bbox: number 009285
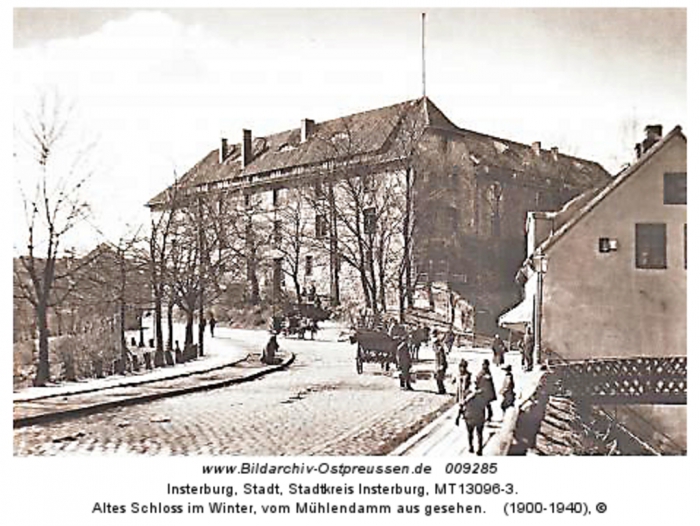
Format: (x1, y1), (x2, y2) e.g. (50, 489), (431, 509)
(444, 463), (498, 474)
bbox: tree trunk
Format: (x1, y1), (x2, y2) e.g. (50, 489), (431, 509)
(166, 299), (174, 356)
(198, 289), (205, 357)
(184, 310), (194, 349)
(154, 293), (165, 367)
(328, 182), (340, 306)
(404, 168), (414, 309)
(294, 276), (302, 304)
(33, 301), (50, 386)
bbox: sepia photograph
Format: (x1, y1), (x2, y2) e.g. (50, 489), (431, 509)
(12, 6), (687, 460)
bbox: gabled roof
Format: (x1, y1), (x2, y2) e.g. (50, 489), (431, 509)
(147, 97), (609, 207)
(532, 125), (685, 258)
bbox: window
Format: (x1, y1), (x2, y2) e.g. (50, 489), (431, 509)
(363, 207), (377, 235)
(315, 214), (328, 238)
(305, 255), (313, 276)
(598, 238), (618, 253)
(447, 207), (458, 230)
(244, 193), (251, 207)
(272, 188), (280, 207)
(273, 220), (282, 245)
(664, 173), (686, 205)
(314, 181), (323, 199)
(635, 223), (666, 269)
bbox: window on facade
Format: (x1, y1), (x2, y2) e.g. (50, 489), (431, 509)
(635, 223), (666, 269)
(305, 255), (313, 276)
(314, 181), (324, 200)
(447, 207), (458, 230)
(272, 188), (280, 207)
(598, 238), (618, 253)
(273, 220), (282, 245)
(664, 172), (687, 205)
(486, 182), (502, 237)
(315, 214), (328, 238)
(244, 193), (251, 207)
(363, 207), (377, 235)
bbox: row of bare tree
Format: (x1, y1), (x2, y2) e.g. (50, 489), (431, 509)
(14, 94), (434, 386)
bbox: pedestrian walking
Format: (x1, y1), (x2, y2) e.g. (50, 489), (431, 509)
(444, 328), (455, 354)
(500, 364), (516, 412)
(397, 340), (413, 391)
(454, 359), (471, 425)
(475, 359), (497, 422)
(209, 314), (217, 337)
(522, 327), (534, 372)
(491, 334), (506, 366)
(462, 390), (487, 455)
(433, 329), (448, 395)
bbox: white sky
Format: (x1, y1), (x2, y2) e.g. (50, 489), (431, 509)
(11, 6), (687, 254)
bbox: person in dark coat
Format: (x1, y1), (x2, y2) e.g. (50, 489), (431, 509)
(491, 334), (506, 366)
(397, 340), (413, 391)
(209, 314), (217, 337)
(522, 328), (534, 372)
(475, 359), (497, 422)
(454, 359), (471, 426)
(444, 328), (455, 354)
(500, 364), (516, 412)
(433, 330), (448, 395)
(462, 390), (487, 455)
(262, 334), (279, 365)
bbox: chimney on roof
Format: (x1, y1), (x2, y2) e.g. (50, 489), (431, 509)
(301, 119), (315, 143)
(220, 137), (228, 164)
(551, 146), (559, 162)
(532, 141), (541, 156)
(641, 124), (663, 154)
(241, 129), (252, 168)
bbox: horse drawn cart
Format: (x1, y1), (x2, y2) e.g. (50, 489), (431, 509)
(350, 329), (399, 374)
(271, 302), (330, 340)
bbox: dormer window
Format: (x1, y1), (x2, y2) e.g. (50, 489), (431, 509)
(278, 143), (295, 153)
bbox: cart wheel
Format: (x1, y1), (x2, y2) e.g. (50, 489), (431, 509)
(356, 357), (363, 374)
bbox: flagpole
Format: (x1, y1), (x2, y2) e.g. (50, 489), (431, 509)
(422, 12), (426, 98)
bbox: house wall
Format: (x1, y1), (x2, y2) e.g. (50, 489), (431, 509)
(541, 135), (686, 360)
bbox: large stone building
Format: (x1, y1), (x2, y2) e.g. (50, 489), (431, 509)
(148, 97), (609, 329)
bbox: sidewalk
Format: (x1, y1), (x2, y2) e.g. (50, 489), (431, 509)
(13, 324), (294, 428)
(391, 345), (544, 456)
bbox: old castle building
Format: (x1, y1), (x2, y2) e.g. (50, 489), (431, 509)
(148, 97), (609, 329)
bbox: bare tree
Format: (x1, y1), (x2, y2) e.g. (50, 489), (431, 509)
(274, 186), (310, 303)
(145, 178), (181, 365)
(311, 118), (406, 316)
(391, 104), (430, 321)
(14, 91), (94, 386)
(168, 188), (248, 354)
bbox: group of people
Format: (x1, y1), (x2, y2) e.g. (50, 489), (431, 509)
(395, 324), (452, 393)
(455, 358), (516, 455)
(396, 324), (519, 456)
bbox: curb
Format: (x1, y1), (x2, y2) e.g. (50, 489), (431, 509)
(13, 352), (296, 429)
(14, 355), (251, 403)
(389, 400), (458, 456)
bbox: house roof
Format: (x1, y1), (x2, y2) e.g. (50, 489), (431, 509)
(531, 125), (685, 259)
(147, 97), (609, 207)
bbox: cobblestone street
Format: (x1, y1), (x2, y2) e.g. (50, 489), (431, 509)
(14, 326), (454, 456)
